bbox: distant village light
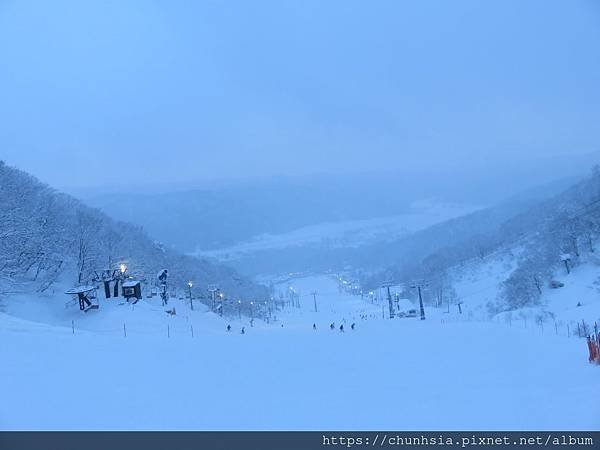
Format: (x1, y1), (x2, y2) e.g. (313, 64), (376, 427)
(119, 263), (127, 274)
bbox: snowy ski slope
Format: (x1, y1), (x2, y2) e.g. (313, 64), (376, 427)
(0, 275), (598, 430)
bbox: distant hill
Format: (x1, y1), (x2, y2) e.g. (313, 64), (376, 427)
(82, 154), (590, 253)
(192, 176), (577, 277)
(362, 166), (600, 312)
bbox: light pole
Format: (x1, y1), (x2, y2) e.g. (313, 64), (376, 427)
(250, 301), (254, 321)
(115, 263), (127, 297)
(311, 291), (318, 312)
(187, 281), (193, 310)
(218, 292), (224, 316)
(237, 300), (241, 319)
(208, 285), (219, 312)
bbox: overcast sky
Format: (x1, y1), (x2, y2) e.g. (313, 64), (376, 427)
(1, 0), (599, 191)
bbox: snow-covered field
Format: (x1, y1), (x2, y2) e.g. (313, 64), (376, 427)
(195, 202), (479, 261)
(0, 275), (598, 430)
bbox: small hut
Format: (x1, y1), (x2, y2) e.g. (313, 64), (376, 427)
(122, 280), (142, 302)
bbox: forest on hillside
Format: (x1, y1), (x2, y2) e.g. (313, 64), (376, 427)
(0, 161), (266, 307)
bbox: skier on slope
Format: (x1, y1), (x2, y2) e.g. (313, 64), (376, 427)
(241, 327), (245, 335)
(339, 324), (344, 332)
(330, 322), (335, 330)
(313, 323), (317, 330)
(226, 324), (231, 332)
(351, 323), (355, 330)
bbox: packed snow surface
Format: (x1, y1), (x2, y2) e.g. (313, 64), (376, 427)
(0, 276), (598, 430)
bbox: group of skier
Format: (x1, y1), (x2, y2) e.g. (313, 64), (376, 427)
(323, 322), (355, 332)
(226, 324), (245, 334)
(225, 321), (357, 334)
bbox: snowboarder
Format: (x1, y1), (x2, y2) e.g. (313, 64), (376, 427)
(226, 324), (231, 332)
(241, 327), (245, 335)
(351, 323), (355, 330)
(339, 324), (344, 332)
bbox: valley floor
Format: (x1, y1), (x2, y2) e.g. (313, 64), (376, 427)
(0, 276), (598, 430)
